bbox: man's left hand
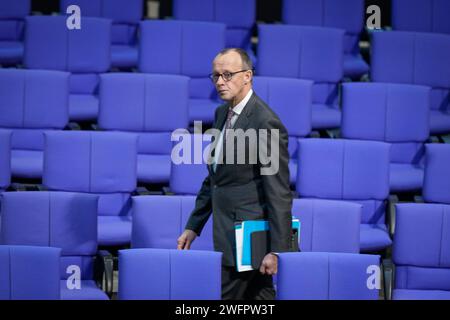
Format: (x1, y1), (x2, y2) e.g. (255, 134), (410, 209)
(259, 253), (278, 275)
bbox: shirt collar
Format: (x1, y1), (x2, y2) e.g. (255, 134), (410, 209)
(231, 89), (253, 115)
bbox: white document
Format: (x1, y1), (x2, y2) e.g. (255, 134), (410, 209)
(235, 223), (253, 272)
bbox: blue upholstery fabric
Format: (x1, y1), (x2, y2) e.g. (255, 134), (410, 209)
(392, 203), (450, 299)
(24, 16), (111, 121)
(0, 130), (11, 190)
(60, 0), (143, 68)
(173, 0), (255, 49)
(118, 248), (222, 300)
(297, 138), (392, 252)
(392, 0), (450, 34)
(98, 73), (189, 184)
(257, 25), (344, 130)
(0, 69), (70, 179)
(423, 144), (450, 204)
(277, 252), (380, 300)
(282, 0), (368, 78)
(292, 199), (361, 253)
(0, 245), (61, 300)
(43, 131), (137, 246)
(0, 192), (108, 300)
(131, 195), (214, 251)
(169, 134), (210, 195)
(60, 280), (108, 300)
(371, 31), (450, 134)
(0, 0), (29, 65)
(139, 20), (226, 124)
(341, 82), (430, 192)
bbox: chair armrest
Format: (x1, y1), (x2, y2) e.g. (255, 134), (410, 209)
(382, 258), (394, 300)
(387, 194), (399, 238)
(162, 186), (174, 195)
(414, 195), (424, 203)
(65, 122), (81, 131)
(94, 250), (114, 298)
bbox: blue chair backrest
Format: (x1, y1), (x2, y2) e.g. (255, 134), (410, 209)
(342, 82), (430, 165)
(371, 31), (450, 112)
(0, 245), (61, 300)
(1, 191), (98, 280)
(282, 0), (365, 54)
(43, 131), (137, 217)
(297, 138), (390, 225)
(393, 203), (450, 291)
(118, 248), (222, 300)
(0, 69), (69, 152)
(277, 252), (380, 300)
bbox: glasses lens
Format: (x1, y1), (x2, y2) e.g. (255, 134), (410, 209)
(223, 72), (232, 81)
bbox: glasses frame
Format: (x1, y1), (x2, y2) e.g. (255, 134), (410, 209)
(209, 69), (251, 83)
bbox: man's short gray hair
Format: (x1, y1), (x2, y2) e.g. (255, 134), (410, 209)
(217, 48), (253, 71)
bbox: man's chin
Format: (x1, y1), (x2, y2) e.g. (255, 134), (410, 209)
(219, 93), (231, 101)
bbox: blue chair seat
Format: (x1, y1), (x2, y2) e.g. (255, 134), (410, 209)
(189, 98), (220, 124)
(430, 110), (450, 135)
(60, 280), (109, 300)
(389, 163), (424, 192)
(137, 154), (171, 184)
(0, 41), (23, 65)
(312, 103), (341, 129)
(111, 45), (138, 69)
(360, 224), (392, 252)
(11, 149), (43, 179)
(393, 289), (450, 300)
(343, 54), (369, 79)
(98, 216), (132, 247)
(69, 94), (99, 122)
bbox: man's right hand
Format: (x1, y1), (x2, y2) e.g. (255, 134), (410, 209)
(177, 229), (197, 250)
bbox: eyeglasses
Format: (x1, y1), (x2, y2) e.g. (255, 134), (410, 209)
(209, 70), (250, 83)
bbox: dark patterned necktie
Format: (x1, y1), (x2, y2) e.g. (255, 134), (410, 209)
(225, 107), (235, 130)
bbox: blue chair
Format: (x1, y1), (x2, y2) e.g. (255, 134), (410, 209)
(371, 31), (450, 135)
(391, 203), (450, 299)
(293, 198), (361, 253)
(132, 195), (214, 251)
(0, 69), (69, 180)
(282, 0), (368, 79)
(0, 130), (11, 192)
(173, 0), (255, 60)
(0, 192), (109, 300)
(24, 16), (111, 122)
(60, 0), (143, 68)
(0, 245), (61, 300)
(392, 0), (450, 34)
(423, 143), (450, 205)
(0, 0), (30, 66)
(253, 76), (312, 185)
(139, 20), (226, 124)
(341, 82), (430, 193)
(277, 252), (380, 300)
(98, 73), (189, 185)
(42, 131), (138, 247)
(169, 133), (211, 195)
(118, 248), (222, 300)
(257, 25), (344, 130)
(296, 138), (392, 252)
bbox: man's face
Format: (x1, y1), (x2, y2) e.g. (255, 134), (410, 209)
(211, 51), (251, 102)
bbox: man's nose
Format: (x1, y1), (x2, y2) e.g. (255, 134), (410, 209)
(216, 74), (225, 85)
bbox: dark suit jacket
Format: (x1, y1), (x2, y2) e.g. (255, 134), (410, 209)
(185, 92), (294, 267)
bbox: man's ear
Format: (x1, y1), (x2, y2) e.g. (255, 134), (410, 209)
(245, 70), (253, 84)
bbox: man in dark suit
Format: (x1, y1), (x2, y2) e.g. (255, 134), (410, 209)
(177, 48), (293, 300)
